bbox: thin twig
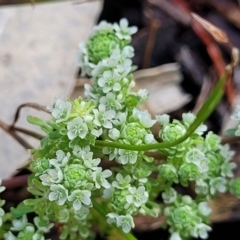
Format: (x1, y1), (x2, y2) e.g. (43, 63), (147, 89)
(142, 19), (161, 68)
(0, 119), (33, 149)
(10, 102), (50, 128)
(12, 126), (44, 140)
(221, 136), (240, 145)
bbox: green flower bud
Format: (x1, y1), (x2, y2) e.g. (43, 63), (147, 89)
(64, 164), (86, 188)
(206, 152), (222, 175)
(158, 164), (178, 183)
(87, 32), (121, 64)
(179, 163), (200, 182)
(205, 132), (221, 151)
(30, 157), (50, 175)
(172, 205), (193, 225)
(112, 189), (131, 212)
(121, 122), (147, 145)
(160, 120), (186, 142)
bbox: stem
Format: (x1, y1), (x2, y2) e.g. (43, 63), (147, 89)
(92, 200), (137, 240)
(95, 72), (226, 151)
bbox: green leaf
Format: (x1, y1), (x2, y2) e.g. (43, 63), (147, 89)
(49, 131), (62, 139)
(40, 137), (49, 148)
(27, 116), (52, 133)
(23, 198), (42, 206)
(11, 202), (34, 218)
(27, 187), (44, 196)
(224, 128), (237, 136)
(32, 179), (47, 192)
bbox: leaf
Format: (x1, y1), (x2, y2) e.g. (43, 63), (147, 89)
(40, 137), (49, 148)
(23, 198), (42, 206)
(49, 131), (62, 139)
(27, 187), (44, 196)
(224, 128), (237, 136)
(27, 116), (52, 133)
(11, 202), (34, 218)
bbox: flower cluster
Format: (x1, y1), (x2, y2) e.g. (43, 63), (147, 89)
(157, 113), (236, 194)
(162, 190), (212, 240)
(4, 215), (53, 240)
(1, 19), (240, 240)
(78, 18), (137, 77)
(156, 113), (240, 239)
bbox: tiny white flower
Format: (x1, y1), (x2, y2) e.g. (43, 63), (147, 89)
(162, 188), (177, 204)
(50, 150), (70, 167)
(198, 202), (212, 216)
(133, 109), (156, 128)
(106, 212), (119, 225)
(221, 161), (236, 178)
(73, 145), (91, 158)
(156, 114), (170, 125)
(99, 92), (122, 111)
(68, 190), (92, 210)
(116, 214), (135, 233)
(10, 214), (28, 231)
(40, 167), (63, 186)
(210, 177), (227, 195)
(67, 117), (88, 140)
(93, 105), (116, 129)
(112, 173), (131, 189)
(92, 168), (112, 189)
(82, 152), (101, 170)
(126, 186), (148, 207)
(97, 70), (121, 93)
(114, 18), (138, 40)
(108, 128), (120, 140)
(49, 184), (68, 205)
(137, 89), (149, 100)
(48, 98), (72, 123)
(182, 112), (196, 125)
(118, 149), (138, 164)
(191, 223), (212, 239)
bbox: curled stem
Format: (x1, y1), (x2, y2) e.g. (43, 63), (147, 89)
(95, 72), (227, 151)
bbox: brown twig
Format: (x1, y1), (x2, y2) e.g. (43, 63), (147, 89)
(221, 136), (240, 145)
(12, 126), (44, 140)
(10, 102), (50, 129)
(142, 19), (161, 68)
(0, 119), (33, 149)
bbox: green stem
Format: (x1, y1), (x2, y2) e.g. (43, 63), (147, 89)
(95, 72), (227, 151)
(92, 200), (137, 240)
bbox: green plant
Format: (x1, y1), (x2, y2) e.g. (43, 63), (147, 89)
(0, 18), (240, 240)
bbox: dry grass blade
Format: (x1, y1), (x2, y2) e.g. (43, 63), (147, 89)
(191, 13), (229, 45)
